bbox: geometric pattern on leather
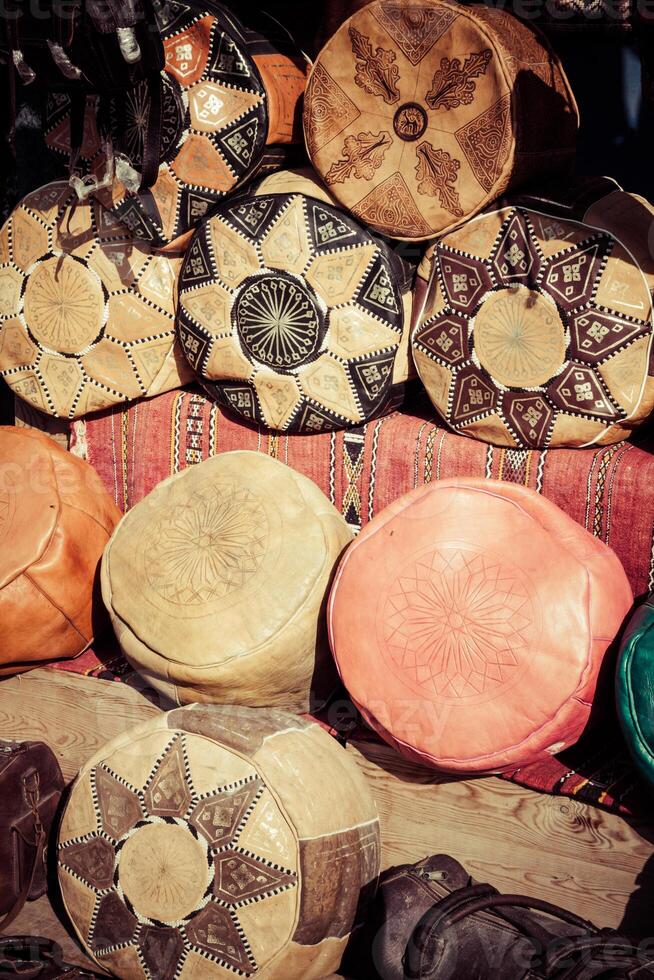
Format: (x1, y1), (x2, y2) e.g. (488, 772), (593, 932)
(0, 182), (186, 419)
(44, 3), (306, 248)
(58, 732), (297, 977)
(304, 0), (576, 240)
(412, 206), (654, 448)
(177, 190), (406, 433)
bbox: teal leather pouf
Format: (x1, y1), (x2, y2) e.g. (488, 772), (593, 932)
(617, 595), (654, 789)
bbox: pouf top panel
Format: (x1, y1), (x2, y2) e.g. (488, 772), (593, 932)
(304, 0), (576, 240)
(58, 704), (380, 979)
(104, 451), (335, 663)
(0, 182), (188, 419)
(412, 204), (654, 448)
(177, 188), (407, 433)
(329, 478), (632, 771)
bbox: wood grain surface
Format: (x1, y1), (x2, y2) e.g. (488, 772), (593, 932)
(1, 667), (653, 974)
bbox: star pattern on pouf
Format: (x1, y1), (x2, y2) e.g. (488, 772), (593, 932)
(177, 192), (405, 433)
(58, 734), (298, 978)
(383, 548), (533, 698)
(413, 207), (653, 448)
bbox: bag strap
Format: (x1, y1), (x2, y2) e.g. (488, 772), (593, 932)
(0, 771), (47, 933)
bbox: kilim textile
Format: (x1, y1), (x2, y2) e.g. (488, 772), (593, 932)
(60, 387), (654, 816)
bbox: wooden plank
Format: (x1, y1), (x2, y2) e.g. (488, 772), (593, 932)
(0, 667), (652, 963)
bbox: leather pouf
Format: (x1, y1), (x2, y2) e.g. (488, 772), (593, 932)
(57, 703), (380, 979)
(304, 0), (577, 240)
(412, 200), (654, 448)
(0, 427), (121, 677)
(45, 4), (308, 250)
(0, 182), (190, 419)
(101, 451), (353, 707)
(328, 477), (633, 773)
(616, 594), (654, 791)
(176, 170), (414, 432)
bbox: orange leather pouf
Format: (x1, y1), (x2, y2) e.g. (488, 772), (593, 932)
(328, 478), (632, 774)
(304, 0), (577, 240)
(0, 427), (121, 676)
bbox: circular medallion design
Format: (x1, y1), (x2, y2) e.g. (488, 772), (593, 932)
(474, 287), (566, 388)
(393, 103), (427, 142)
(143, 482), (269, 606)
(23, 256), (105, 354)
(123, 73), (185, 168)
(235, 274), (324, 369)
(119, 822), (210, 922)
(382, 546), (533, 700)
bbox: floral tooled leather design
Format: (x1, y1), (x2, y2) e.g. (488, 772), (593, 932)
(425, 49), (492, 109)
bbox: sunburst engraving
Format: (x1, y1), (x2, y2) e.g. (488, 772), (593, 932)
(143, 482), (268, 605)
(383, 547), (533, 699)
(22, 255), (104, 354)
(234, 273), (324, 368)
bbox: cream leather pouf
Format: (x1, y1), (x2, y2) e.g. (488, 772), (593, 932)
(101, 451), (353, 708)
(58, 704), (380, 979)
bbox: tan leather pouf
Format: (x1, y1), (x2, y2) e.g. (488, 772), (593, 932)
(304, 0), (577, 240)
(412, 197), (654, 448)
(176, 169), (414, 433)
(45, 4), (308, 250)
(101, 451), (353, 708)
(0, 427), (121, 676)
(0, 182), (190, 419)
(328, 478), (633, 774)
(58, 703), (380, 979)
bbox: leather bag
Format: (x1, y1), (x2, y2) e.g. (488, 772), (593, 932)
(0, 937), (101, 978)
(0, 740), (64, 933)
(344, 854), (654, 979)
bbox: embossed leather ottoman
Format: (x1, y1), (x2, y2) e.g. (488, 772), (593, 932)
(57, 704), (380, 979)
(616, 594), (654, 792)
(0, 427), (121, 677)
(0, 182), (191, 419)
(176, 170), (414, 433)
(328, 478), (633, 773)
(45, 4), (308, 250)
(304, 0), (577, 240)
(413, 197), (654, 447)
(101, 451), (353, 707)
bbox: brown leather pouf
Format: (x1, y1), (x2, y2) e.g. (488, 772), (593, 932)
(412, 195), (654, 448)
(0, 182), (190, 419)
(101, 451), (353, 709)
(304, 0), (577, 240)
(58, 704), (380, 979)
(0, 427), (121, 676)
(45, 4), (308, 250)
(176, 169), (414, 433)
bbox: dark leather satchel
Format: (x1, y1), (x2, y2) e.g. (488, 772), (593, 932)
(0, 740), (64, 933)
(343, 854), (654, 979)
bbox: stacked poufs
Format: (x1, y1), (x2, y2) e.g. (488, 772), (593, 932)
(101, 451), (353, 708)
(176, 169), (414, 433)
(328, 477), (632, 773)
(0, 427), (121, 676)
(0, 182), (189, 419)
(57, 703), (380, 979)
(617, 595), (654, 791)
(412, 200), (654, 447)
(45, 3), (308, 249)
(304, 0), (577, 239)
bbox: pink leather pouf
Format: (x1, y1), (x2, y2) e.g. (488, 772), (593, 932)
(328, 478), (632, 774)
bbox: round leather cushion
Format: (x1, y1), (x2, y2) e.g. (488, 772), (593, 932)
(176, 178), (411, 433)
(0, 426), (121, 676)
(101, 450), (353, 708)
(304, 1), (577, 240)
(0, 182), (190, 419)
(45, 4), (308, 249)
(616, 595), (654, 790)
(57, 704), (380, 980)
(412, 203), (654, 448)
(328, 478), (633, 773)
